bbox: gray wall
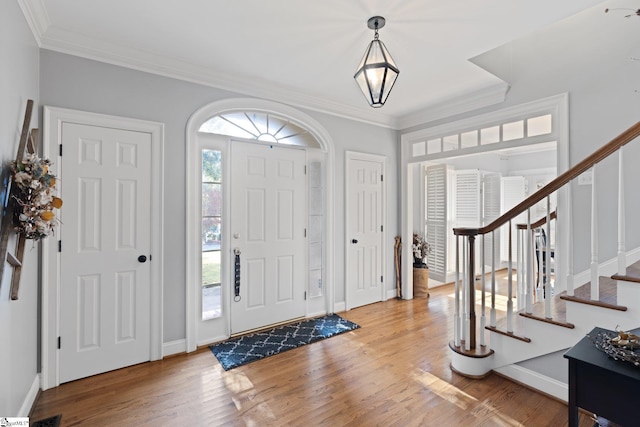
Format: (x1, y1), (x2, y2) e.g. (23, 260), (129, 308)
(1, 0), (40, 416)
(39, 50), (398, 343)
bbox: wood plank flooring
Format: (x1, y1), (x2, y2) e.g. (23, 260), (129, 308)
(30, 284), (594, 426)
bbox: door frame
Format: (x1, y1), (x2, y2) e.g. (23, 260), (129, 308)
(185, 98), (336, 352)
(344, 151), (387, 310)
(41, 106), (164, 390)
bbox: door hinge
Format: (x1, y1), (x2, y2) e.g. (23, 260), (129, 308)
(59, 144), (63, 157)
(304, 228), (307, 238)
(150, 254), (152, 261)
(304, 291), (307, 300)
(381, 174), (384, 182)
(304, 165), (307, 175)
(381, 225), (383, 232)
(58, 336), (61, 349)
(58, 240), (62, 252)
(381, 275), (384, 283)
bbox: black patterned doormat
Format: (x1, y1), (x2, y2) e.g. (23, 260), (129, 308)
(210, 314), (360, 370)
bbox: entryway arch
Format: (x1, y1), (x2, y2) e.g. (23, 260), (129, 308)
(185, 98), (336, 351)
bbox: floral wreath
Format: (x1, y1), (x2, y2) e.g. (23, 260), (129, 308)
(11, 153), (63, 240)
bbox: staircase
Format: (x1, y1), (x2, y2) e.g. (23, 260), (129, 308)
(448, 121), (640, 400)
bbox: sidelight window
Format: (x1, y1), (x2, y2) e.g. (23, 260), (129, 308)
(202, 149), (222, 320)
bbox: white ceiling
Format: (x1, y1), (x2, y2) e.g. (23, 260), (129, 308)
(20, 0), (607, 129)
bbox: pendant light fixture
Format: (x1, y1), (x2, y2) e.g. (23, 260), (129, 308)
(354, 16), (400, 108)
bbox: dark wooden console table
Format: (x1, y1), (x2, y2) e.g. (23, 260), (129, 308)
(564, 327), (640, 427)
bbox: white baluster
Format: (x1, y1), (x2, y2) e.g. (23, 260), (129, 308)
(545, 196), (552, 318)
(464, 237), (470, 351)
(566, 184), (574, 296)
(591, 167), (599, 300)
(490, 230), (496, 327)
(517, 226), (524, 311)
(507, 220), (514, 333)
(526, 209), (533, 313)
(454, 235), (460, 347)
(618, 148), (626, 276)
(480, 234), (486, 347)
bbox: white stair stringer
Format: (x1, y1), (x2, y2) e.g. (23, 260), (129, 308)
(484, 281), (640, 399)
(488, 317), (582, 369)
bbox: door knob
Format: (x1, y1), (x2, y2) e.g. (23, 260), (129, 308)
(351, 239), (358, 244)
(138, 255), (147, 263)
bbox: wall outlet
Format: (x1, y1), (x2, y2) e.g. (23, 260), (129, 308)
(578, 170), (593, 185)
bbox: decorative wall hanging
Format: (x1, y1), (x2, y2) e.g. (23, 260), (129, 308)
(0, 99), (62, 300)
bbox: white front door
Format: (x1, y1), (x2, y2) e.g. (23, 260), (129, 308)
(59, 122), (152, 383)
(230, 142), (307, 334)
(346, 153), (385, 309)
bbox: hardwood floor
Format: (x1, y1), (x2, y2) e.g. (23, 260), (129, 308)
(30, 284), (594, 426)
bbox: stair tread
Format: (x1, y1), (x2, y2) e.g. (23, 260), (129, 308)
(612, 259), (640, 283)
(559, 277), (626, 311)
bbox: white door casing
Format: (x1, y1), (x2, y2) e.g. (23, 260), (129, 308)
(346, 152), (386, 309)
(185, 99), (336, 351)
(41, 107), (164, 390)
(230, 141), (307, 333)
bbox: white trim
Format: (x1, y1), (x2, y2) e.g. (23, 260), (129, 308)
(18, 374), (40, 417)
(344, 151), (387, 310)
(493, 364), (568, 402)
(397, 82), (509, 130)
(162, 339), (187, 357)
(41, 106), (164, 390)
(185, 98), (336, 352)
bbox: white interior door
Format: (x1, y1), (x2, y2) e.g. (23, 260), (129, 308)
(230, 142), (307, 334)
(346, 154), (384, 309)
(59, 122), (151, 383)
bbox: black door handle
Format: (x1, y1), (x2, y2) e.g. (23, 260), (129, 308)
(138, 255), (147, 263)
(351, 239), (358, 244)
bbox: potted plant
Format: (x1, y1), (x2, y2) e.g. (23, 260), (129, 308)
(412, 233), (432, 268)
(412, 233), (432, 298)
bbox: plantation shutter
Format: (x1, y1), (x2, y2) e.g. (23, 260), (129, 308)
(482, 173), (501, 266)
(425, 164), (447, 282)
(454, 170), (481, 227)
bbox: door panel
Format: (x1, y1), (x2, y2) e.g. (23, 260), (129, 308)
(230, 142), (306, 334)
(59, 122), (151, 383)
(347, 156), (384, 308)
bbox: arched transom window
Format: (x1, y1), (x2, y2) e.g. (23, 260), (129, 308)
(199, 111), (321, 148)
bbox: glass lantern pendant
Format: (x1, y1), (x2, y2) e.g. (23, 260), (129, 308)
(354, 16), (400, 108)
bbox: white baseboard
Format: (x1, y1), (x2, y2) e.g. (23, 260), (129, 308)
(494, 364), (568, 402)
(20, 374), (40, 417)
(163, 339), (186, 357)
(334, 301), (346, 313)
(573, 246), (640, 287)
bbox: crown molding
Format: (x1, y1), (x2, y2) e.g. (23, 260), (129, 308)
(395, 82), (510, 130)
(34, 23), (398, 129)
(17, 0), (49, 45)
(19, 0), (510, 131)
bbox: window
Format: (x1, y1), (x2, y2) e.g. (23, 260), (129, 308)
(202, 149), (222, 320)
(200, 112), (321, 148)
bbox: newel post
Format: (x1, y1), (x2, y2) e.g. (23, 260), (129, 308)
(467, 234), (476, 350)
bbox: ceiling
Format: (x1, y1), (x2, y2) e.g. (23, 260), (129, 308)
(20, 0), (607, 129)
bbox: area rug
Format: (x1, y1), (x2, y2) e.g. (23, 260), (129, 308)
(210, 314), (360, 370)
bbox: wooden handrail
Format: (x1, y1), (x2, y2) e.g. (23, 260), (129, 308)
(454, 121), (640, 236)
(516, 211), (557, 230)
